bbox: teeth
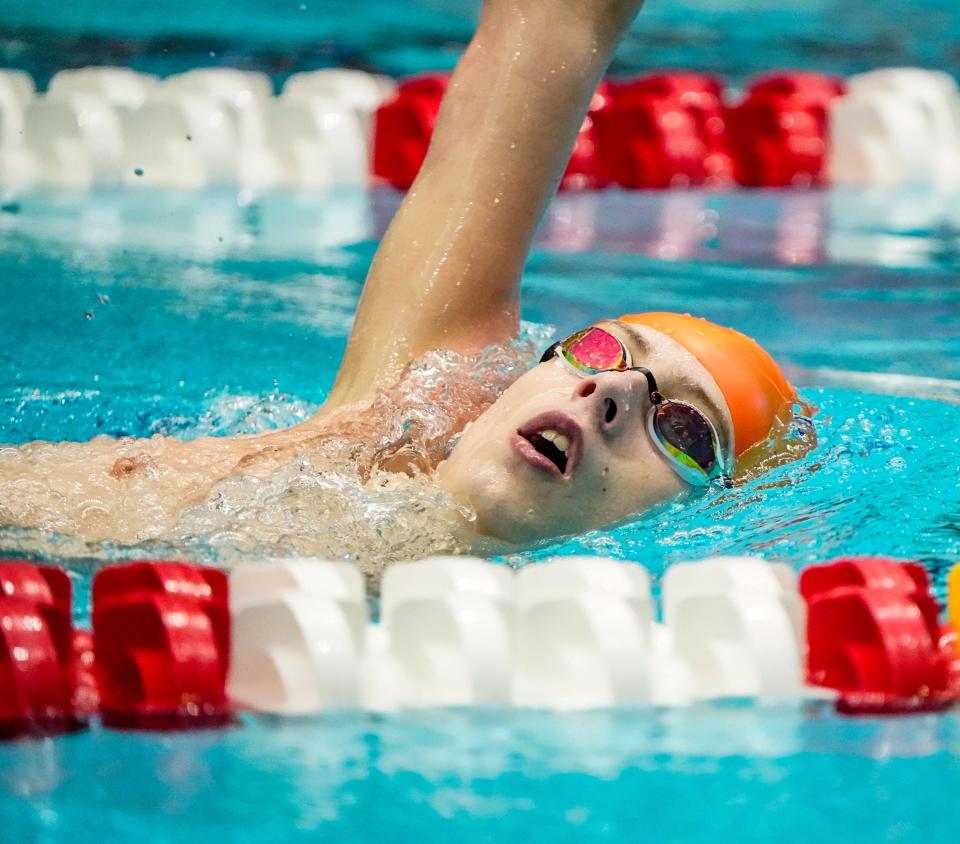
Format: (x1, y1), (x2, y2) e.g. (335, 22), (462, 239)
(533, 427), (571, 457)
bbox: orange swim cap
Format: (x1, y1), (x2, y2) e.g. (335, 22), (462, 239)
(619, 312), (796, 457)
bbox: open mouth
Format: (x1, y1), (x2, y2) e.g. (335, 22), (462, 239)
(512, 413), (583, 479)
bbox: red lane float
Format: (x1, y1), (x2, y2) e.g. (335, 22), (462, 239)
(374, 70), (845, 191)
(560, 83), (613, 191)
(728, 72), (844, 188)
(595, 72), (733, 189)
(372, 74), (614, 191)
(949, 564), (959, 648)
(0, 561), (86, 739)
(92, 561), (232, 729)
(373, 74), (448, 190)
(800, 556), (960, 714)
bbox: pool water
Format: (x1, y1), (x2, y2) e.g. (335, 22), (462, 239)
(3, 188), (959, 580)
(3, 0), (960, 837)
(2, 187), (960, 841)
(4, 0), (959, 85)
(1, 707), (959, 842)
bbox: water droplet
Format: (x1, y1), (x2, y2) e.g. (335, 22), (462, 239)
(96, 294), (110, 305)
(133, 167), (144, 177)
(84, 311), (94, 320)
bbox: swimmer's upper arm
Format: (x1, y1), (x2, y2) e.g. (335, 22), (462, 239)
(324, 1), (643, 411)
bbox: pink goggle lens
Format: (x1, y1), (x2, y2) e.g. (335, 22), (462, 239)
(565, 328), (627, 372)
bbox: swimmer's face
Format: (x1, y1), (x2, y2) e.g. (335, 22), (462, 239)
(438, 320), (734, 545)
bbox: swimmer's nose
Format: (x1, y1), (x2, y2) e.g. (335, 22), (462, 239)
(574, 371), (649, 435)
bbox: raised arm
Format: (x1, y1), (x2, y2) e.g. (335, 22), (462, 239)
(324, 0), (643, 410)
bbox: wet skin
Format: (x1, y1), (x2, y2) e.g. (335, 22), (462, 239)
(437, 320), (735, 545)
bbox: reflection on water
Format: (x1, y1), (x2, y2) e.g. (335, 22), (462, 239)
(2, 187), (960, 842)
(2, 189), (960, 573)
(6, 0), (959, 83)
(6, 186), (959, 269)
(0, 339), (540, 569)
(1, 706), (958, 842)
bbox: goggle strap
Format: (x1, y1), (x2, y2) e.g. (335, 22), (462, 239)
(539, 341), (561, 364)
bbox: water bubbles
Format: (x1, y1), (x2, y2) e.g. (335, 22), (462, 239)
(511, 387), (960, 577)
(0, 338), (537, 574)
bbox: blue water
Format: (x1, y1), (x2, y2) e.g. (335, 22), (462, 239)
(3, 0), (960, 838)
(3, 0), (959, 85)
(2, 186), (960, 842)
(2, 707), (959, 843)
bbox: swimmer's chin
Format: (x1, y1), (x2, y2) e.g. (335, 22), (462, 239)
(437, 455), (697, 550)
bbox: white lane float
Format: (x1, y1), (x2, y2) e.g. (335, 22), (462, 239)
(163, 68), (273, 105)
(260, 95), (369, 189)
(661, 556), (806, 700)
(159, 69), (281, 190)
(18, 94), (125, 188)
(512, 557), (655, 710)
(47, 67), (159, 109)
(829, 68), (960, 186)
(120, 90), (238, 187)
(0, 69), (35, 146)
(163, 70), (272, 159)
(370, 556), (515, 710)
(282, 68), (397, 116)
(0, 70), (37, 190)
(4, 64), (960, 192)
(225, 554), (811, 714)
(273, 69), (392, 189)
(227, 560), (367, 715)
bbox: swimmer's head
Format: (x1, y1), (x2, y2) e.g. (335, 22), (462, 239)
(438, 313), (797, 545)
(617, 312), (797, 460)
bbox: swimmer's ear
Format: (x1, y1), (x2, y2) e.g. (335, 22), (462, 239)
(539, 341), (561, 364)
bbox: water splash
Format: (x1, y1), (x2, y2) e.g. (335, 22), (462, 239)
(0, 328), (552, 574)
(504, 388), (960, 602)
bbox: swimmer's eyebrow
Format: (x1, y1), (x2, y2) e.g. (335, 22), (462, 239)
(598, 320), (650, 358)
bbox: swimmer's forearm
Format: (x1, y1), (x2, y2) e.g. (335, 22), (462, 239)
(327, 1), (642, 408)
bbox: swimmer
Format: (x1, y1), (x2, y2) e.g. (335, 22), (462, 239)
(0, 0), (804, 559)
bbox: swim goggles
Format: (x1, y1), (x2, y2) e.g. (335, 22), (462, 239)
(540, 326), (730, 486)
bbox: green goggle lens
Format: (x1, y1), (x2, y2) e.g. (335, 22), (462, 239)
(653, 401), (719, 476)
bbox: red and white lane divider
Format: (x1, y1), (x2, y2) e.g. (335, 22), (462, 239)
(801, 557), (960, 714)
(1, 555), (958, 737)
(227, 560), (366, 714)
(0, 565), (90, 738)
(0, 66), (958, 192)
(91, 562), (231, 728)
(0, 67), (395, 191)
